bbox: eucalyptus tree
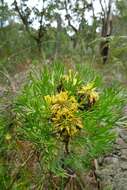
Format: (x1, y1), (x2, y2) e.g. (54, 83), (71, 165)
(71, 0), (88, 48)
(56, 0), (98, 56)
(99, 0), (113, 63)
(63, 0), (91, 48)
(13, 0), (56, 54)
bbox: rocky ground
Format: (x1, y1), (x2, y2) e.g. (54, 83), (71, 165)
(96, 121), (127, 190)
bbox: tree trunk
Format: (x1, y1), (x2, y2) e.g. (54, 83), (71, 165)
(35, 33), (44, 57)
(100, 0), (113, 64)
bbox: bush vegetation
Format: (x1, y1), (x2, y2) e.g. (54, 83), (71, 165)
(2, 63), (122, 189)
(1, 0), (127, 189)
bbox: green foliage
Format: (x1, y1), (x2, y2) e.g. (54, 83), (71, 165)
(0, 113), (12, 189)
(13, 62), (125, 188)
(0, 1), (12, 27)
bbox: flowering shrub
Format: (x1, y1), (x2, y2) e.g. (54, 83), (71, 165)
(14, 63), (125, 189)
(44, 78), (100, 156)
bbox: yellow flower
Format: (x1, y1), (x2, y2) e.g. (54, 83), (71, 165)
(89, 90), (99, 104)
(78, 82), (95, 94)
(52, 91), (68, 104)
(45, 90), (83, 138)
(69, 96), (78, 112)
(78, 82), (99, 107)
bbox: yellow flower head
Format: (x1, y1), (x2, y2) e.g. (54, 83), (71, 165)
(78, 82), (99, 106)
(89, 90), (99, 104)
(44, 91), (82, 138)
(44, 91), (68, 105)
(78, 82), (95, 94)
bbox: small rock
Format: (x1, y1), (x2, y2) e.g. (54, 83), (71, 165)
(120, 162), (127, 170)
(98, 157), (104, 165)
(116, 138), (127, 148)
(119, 130), (127, 143)
(112, 150), (121, 157)
(120, 149), (127, 160)
(104, 157), (119, 168)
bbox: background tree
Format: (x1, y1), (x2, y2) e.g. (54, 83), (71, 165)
(99, 0), (113, 64)
(13, 0), (56, 55)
